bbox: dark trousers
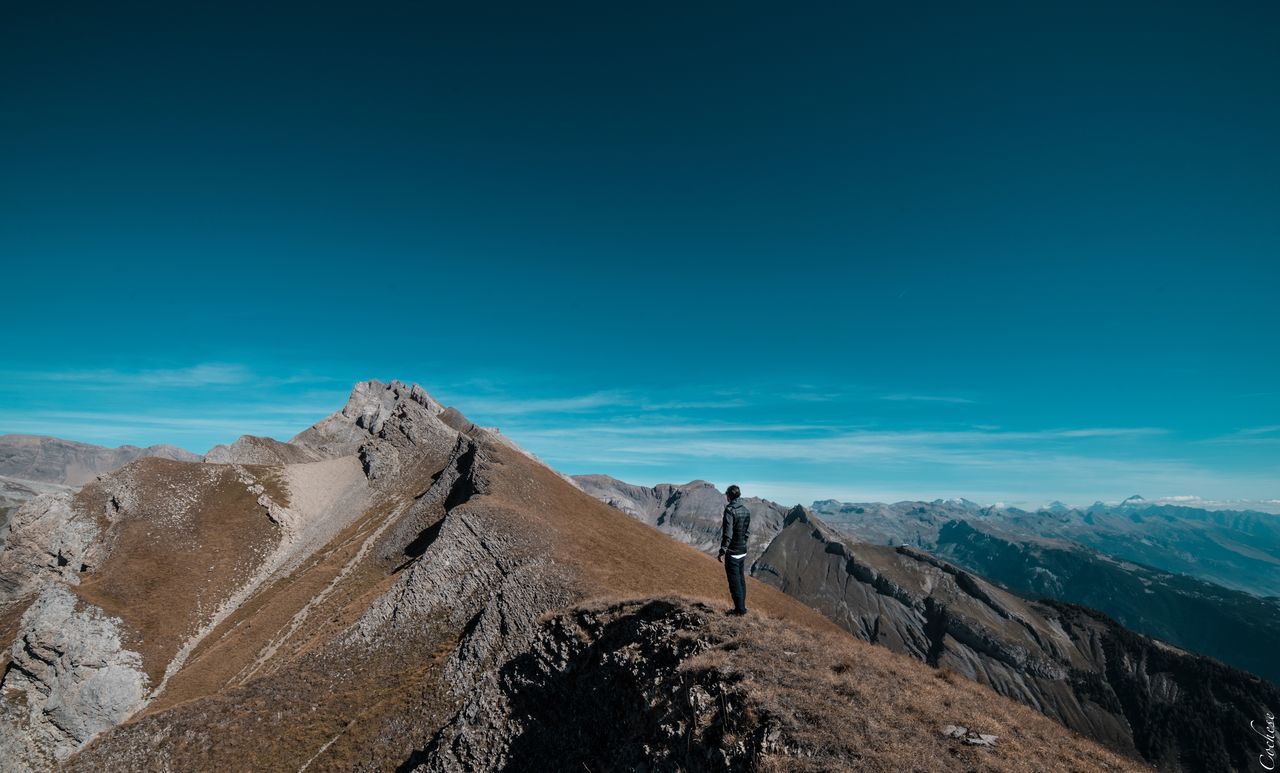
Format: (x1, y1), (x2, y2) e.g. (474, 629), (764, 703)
(724, 555), (747, 612)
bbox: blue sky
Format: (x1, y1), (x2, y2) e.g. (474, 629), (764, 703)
(2, 2), (1277, 506)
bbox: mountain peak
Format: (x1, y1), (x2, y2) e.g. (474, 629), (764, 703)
(783, 504), (811, 527)
(338, 379), (444, 430)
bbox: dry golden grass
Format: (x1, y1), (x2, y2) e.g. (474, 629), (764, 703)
(73, 458), (281, 683)
(143, 494), (410, 714)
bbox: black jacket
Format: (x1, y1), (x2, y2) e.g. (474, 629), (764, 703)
(719, 499), (751, 556)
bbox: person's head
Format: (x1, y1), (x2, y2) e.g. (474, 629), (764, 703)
(726, 484), (741, 501)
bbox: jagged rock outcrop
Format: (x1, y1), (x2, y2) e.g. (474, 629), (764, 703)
(0, 478), (71, 534)
(292, 379), (445, 462)
(0, 493), (101, 602)
(0, 585), (149, 768)
(572, 475), (788, 563)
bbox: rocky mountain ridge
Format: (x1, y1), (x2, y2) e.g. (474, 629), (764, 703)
(0, 380), (1141, 772)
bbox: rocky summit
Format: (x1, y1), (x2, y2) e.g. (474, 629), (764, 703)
(1, 381), (1152, 771)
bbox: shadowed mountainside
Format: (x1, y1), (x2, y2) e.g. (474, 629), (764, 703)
(803, 499), (1280, 686)
(929, 519), (1280, 686)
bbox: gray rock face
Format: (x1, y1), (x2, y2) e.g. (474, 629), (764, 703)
(943, 725), (999, 747)
(0, 478), (73, 532)
(415, 599), (732, 773)
(0, 493), (101, 603)
(358, 438), (580, 772)
(0, 473), (152, 769)
(0, 435), (200, 489)
(572, 475), (788, 563)
(0, 585), (150, 769)
(292, 379), (446, 462)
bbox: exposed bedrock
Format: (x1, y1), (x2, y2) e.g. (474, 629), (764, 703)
(0, 585), (149, 770)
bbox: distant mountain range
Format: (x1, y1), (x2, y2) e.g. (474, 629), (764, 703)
(812, 496), (1280, 599)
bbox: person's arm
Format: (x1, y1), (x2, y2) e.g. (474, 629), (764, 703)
(718, 504), (732, 561)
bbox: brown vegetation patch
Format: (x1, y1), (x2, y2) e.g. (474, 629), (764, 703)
(144, 493), (412, 714)
(72, 458), (281, 683)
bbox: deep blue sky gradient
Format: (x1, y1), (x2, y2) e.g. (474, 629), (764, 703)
(2, 1), (1277, 505)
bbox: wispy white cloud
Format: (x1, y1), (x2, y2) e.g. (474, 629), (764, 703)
(1, 364), (337, 390)
(505, 423), (1176, 467)
(0, 414), (307, 446)
(0, 403), (337, 450)
(881, 393), (976, 404)
(455, 390), (631, 415)
(1239, 425), (1280, 436)
(1199, 425), (1280, 445)
(494, 411), (1272, 505)
(781, 391), (844, 403)
(451, 390), (752, 416)
(638, 398), (751, 410)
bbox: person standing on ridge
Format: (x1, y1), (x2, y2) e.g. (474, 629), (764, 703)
(717, 484), (750, 616)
